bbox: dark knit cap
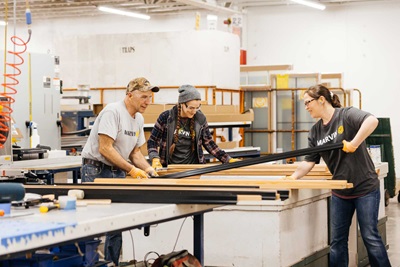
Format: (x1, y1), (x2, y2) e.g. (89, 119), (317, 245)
(178, 85), (201, 103)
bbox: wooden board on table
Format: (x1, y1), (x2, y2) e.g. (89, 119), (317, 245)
(77, 199), (111, 205)
(93, 178), (352, 190)
(156, 163), (332, 178)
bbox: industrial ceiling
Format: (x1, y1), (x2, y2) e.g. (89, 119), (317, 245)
(0, 0), (393, 22)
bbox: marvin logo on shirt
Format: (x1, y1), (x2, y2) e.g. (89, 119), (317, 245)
(125, 130), (139, 137)
(175, 128), (190, 137)
(317, 131), (338, 146)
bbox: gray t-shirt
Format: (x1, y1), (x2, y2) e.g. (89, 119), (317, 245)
(81, 100), (145, 166)
(305, 107), (379, 196)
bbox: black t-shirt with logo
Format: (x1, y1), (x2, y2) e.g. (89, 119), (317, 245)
(305, 107), (379, 196)
(169, 118), (199, 164)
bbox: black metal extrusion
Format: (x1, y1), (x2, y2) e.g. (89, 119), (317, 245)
(25, 184), (288, 204)
(160, 142), (343, 179)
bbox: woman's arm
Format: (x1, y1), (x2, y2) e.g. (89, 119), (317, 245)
(289, 161), (316, 179)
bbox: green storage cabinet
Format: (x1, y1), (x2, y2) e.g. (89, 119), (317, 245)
(366, 118), (396, 205)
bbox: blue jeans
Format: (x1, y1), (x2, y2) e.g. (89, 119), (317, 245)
(330, 187), (391, 267)
(81, 163), (126, 265)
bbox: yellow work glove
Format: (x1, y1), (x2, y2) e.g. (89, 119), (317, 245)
(229, 158), (241, 163)
(282, 175), (296, 180)
(152, 158), (163, 170)
(342, 140), (358, 153)
(145, 166), (159, 177)
(128, 166), (148, 179)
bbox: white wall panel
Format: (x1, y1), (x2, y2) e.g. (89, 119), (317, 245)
(54, 30), (240, 89)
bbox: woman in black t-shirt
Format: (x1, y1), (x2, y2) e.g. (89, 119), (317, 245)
(289, 84), (391, 267)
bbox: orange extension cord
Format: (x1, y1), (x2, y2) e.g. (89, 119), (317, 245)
(0, 0), (32, 148)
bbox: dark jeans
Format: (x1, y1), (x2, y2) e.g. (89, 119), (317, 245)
(81, 163), (126, 265)
(330, 187), (391, 267)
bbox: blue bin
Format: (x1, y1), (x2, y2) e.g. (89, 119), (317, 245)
(82, 240), (101, 267)
(1, 253), (83, 267)
(53, 239), (101, 267)
(53, 253), (82, 267)
(3, 254), (54, 267)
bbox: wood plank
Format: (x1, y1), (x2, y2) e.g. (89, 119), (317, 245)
(157, 163), (332, 178)
(93, 178), (352, 189)
(240, 85), (272, 91)
(321, 73), (343, 79)
(162, 163), (330, 172)
(237, 195), (263, 201)
(240, 64), (293, 72)
(77, 199), (111, 205)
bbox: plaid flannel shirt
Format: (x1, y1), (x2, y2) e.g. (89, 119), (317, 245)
(147, 105), (231, 166)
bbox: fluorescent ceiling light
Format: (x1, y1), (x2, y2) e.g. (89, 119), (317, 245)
(0, 21), (7, 26)
(98, 6), (150, 20)
(290, 0), (326, 10)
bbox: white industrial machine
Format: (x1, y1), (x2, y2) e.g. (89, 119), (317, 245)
(0, 48), (61, 182)
(0, 51), (61, 163)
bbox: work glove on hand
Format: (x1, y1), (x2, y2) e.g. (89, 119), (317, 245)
(342, 140), (358, 153)
(229, 158), (241, 163)
(152, 158), (163, 170)
(145, 167), (159, 177)
(128, 166), (149, 179)
(282, 175), (296, 180)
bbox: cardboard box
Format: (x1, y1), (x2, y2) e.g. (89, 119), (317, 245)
(146, 104), (165, 114)
(54, 172), (69, 183)
(93, 104), (106, 115)
(165, 104), (176, 110)
(215, 105), (239, 114)
(143, 114), (160, 124)
(140, 131), (152, 156)
(160, 104), (234, 115)
(206, 109), (254, 123)
(217, 141), (239, 149)
(200, 105), (217, 114)
(144, 107), (254, 124)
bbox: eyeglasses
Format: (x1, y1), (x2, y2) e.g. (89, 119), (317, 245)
(304, 98), (316, 107)
(184, 103), (201, 111)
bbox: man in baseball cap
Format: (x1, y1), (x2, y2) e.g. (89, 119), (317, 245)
(127, 77), (159, 93)
(81, 76), (159, 265)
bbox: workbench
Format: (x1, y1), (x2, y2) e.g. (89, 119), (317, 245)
(117, 163), (389, 267)
(0, 203), (219, 264)
(6, 161), (388, 266)
(121, 186), (332, 266)
(9, 156), (82, 184)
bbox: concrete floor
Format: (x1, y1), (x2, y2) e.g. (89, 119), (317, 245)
(386, 194), (400, 267)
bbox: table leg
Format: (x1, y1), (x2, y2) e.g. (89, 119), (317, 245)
(193, 213), (204, 264)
